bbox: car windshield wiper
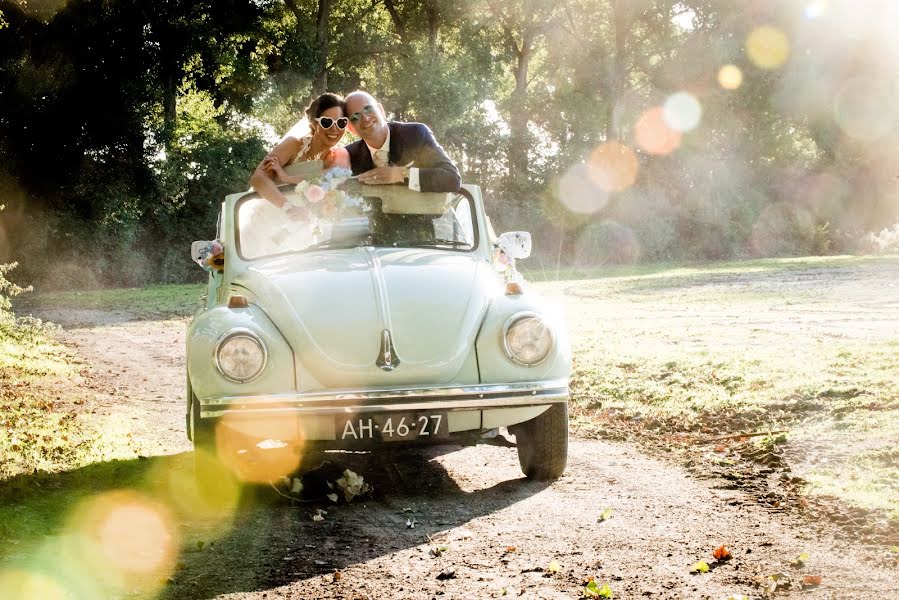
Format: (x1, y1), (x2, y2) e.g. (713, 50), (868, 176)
(302, 238), (371, 252)
(388, 238), (472, 249)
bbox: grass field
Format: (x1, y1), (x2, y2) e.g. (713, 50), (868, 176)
(13, 283), (206, 320)
(531, 255), (899, 521)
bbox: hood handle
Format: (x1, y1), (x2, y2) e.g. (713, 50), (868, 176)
(376, 329), (400, 371)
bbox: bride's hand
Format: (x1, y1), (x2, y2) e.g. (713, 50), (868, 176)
(263, 156), (290, 182)
(285, 205), (311, 222)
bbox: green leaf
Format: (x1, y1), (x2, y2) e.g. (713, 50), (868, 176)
(597, 508), (614, 523)
(889, 546), (899, 554)
(691, 561), (710, 573)
(584, 582), (613, 598)
(791, 552), (809, 566)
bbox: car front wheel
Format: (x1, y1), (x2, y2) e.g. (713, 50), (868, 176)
(190, 395), (239, 503)
(512, 403), (569, 480)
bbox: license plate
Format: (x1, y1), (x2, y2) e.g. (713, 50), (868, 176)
(336, 413), (448, 442)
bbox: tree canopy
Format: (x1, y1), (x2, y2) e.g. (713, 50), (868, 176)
(1, 0), (897, 287)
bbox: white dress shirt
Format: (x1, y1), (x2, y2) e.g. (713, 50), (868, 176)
(365, 130), (421, 191)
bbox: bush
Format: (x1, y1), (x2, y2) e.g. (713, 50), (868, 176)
(862, 222), (899, 254)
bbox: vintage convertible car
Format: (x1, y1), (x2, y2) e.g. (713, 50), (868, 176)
(186, 168), (570, 488)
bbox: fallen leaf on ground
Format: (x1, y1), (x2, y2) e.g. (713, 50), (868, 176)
(597, 507), (614, 523)
(336, 469), (371, 502)
(291, 477), (304, 494)
(429, 545), (449, 558)
(547, 560), (561, 573)
(712, 545), (732, 561)
(801, 575), (822, 587)
(691, 561), (710, 573)
(890, 546), (899, 554)
(760, 572), (792, 594)
(790, 552), (809, 567)
(406, 518), (416, 529)
(333, 570), (341, 582)
(312, 508), (327, 522)
(504, 546), (517, 554)
(583, 579), (613, 598)
(327, 493), (338, 503)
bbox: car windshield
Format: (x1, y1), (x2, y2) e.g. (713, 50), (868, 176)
(235, 181), (478, 260)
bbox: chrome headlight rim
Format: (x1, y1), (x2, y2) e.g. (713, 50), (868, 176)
(214, 328), (268, 383)
(501, 311), (554, 367)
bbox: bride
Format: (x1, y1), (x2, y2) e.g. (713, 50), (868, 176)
(249, 92), (351, 211)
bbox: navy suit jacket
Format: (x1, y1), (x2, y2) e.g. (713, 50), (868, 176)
(345, 122), (461, 193)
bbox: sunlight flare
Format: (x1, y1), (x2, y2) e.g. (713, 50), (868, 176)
(833, 78), (897, 141)
(557, 162), (609, 214)
(66, 490), (178, 595)
(746, 25), (790, 70)
(662, 92), (702, 133)
(0, 570), (70, 600)
(717, 64), (743, 90)
(635, 107), (682, 156)
(214, 412), (304, 484)
(587, 143), (639, 193)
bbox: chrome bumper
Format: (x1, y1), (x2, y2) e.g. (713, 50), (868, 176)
(200, 379), (569, 418)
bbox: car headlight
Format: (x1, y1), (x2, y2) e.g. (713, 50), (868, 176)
(503, 312), (553, 366)
(215, 329), (267, 382)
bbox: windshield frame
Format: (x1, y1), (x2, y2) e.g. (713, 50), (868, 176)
(233, 186), (480, 262)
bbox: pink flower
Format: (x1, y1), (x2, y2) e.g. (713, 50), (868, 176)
(321, 201), (337, 218)
(306, 184), (325, 203)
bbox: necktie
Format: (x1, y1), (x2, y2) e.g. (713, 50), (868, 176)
(373, 147), (389, 167)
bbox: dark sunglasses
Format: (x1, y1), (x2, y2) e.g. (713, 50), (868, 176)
(348, 104), (376, 124)
(314, 116), (349, 130)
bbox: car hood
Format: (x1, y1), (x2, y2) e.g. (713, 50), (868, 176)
(234, 248), (494, 389)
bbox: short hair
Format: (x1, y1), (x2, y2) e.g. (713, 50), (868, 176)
(305, 93), (345, 121)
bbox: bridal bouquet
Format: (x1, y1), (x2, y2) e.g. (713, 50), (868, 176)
(284, 167), (360, 225)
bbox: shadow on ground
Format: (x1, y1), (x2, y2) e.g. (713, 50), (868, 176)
(0, 444), (547, 600)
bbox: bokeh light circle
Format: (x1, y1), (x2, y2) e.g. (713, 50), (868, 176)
(635, 107), (682, 155)
(662, 92), (702, 132)
(718, 64), (743, 90)
(0, 570), (69, 600)
(68, 490), (179, 594)
(833, 78), (897, 141)
(98, 501), (175, 574)
(587, 142), (640, 192)
(746, 25), (790, 69)
(557, 162), (609, 214)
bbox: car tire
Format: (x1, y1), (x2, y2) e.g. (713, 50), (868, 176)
(513, 403), (569, 480)
(190, 395), (239, 503)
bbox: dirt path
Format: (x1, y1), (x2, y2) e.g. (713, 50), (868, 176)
(50, 314), (897, 599)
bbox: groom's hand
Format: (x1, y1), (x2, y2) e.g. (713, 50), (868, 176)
(358, 166), (405, 185)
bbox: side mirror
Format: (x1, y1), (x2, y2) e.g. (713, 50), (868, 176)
(495, 231), (532, 260)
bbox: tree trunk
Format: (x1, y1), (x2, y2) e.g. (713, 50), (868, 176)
(163, 70), (176, 141)
(606, 0), (628, 141)
(384, 0), (408, 45)
(508, 31), (533, 187)
(426, 0), (439, 52)
(311, 0), (330, 96)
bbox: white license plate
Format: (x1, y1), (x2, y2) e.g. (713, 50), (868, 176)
(337, 413), (448, 442)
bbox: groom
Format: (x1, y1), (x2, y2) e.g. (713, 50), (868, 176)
(344, 91), (461, 193)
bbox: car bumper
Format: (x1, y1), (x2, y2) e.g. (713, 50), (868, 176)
(199, 379), (568, 441)
(201, 379), (568, 417)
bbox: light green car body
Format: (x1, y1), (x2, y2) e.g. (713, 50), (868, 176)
(185, 184), (570, 447)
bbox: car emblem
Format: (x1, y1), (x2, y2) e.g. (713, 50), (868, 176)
(376, 329), (400, 371)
